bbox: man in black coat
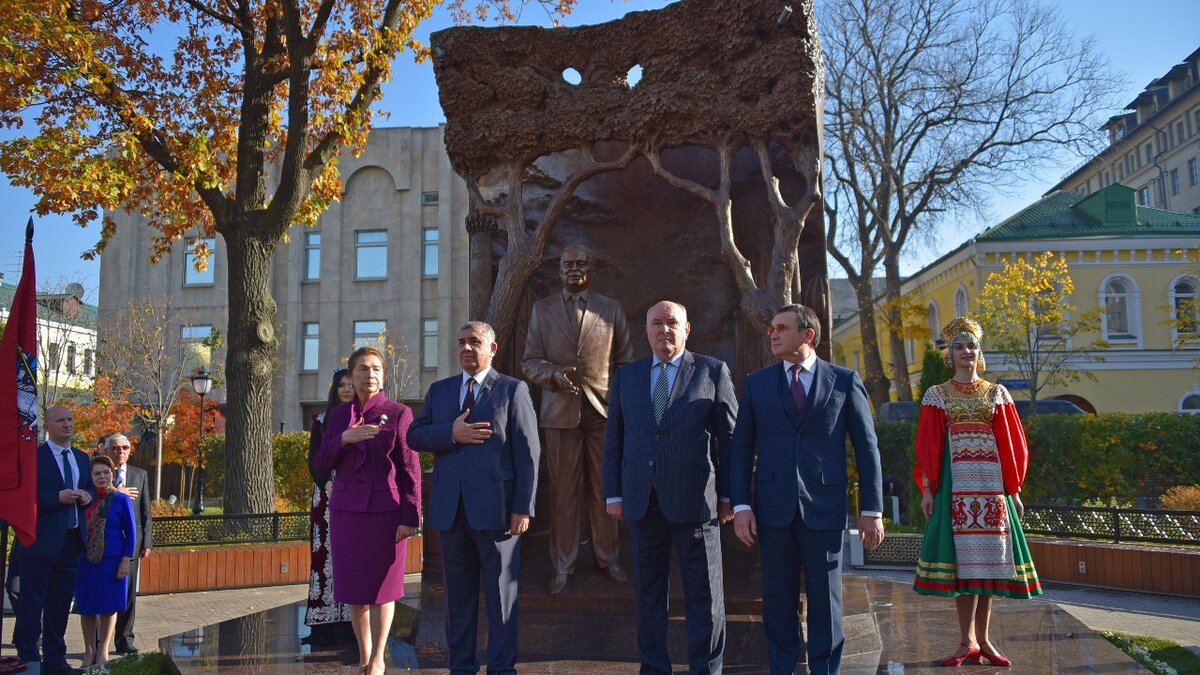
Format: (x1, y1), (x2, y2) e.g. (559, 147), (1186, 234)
(105, 433), (153, 654)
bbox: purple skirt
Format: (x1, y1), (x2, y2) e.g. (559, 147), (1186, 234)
(329, 508), (408, 605)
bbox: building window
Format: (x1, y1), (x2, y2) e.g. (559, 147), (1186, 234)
(302, 323), (319, 372)
(181, 325), (213, 342)
(421, 191), (439, 205)
(1190, 158), (1199, 186)
(422, 319), (438, 369)
(1180, 390), (1200, 414)
(184, 237), (216, 286)
(1178, 121), (1187, 144)
(1137, 186), (1150, 206)
(852, 352), (860, 371)
(355, 230), (387, 280)
(304, 232), (321, 281)
(353, 320), (387, 351)
(927, 301), (940, 342)
(423, 229), (439, 277)
(1100, 276), (1139, 341)
(47, 342), (61, 371)
(83, 349), (94, 377)
(904, 338), (916, 364)
(954, 286), (969, 317)
(1171, 277), (1200, 337)
(1171, 169), (1181, 195)
(1145, 142), (1154, 164)
(66, 343), (77, 374)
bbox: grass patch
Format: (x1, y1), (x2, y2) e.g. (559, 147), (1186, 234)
(1101, 631), (1200, 675)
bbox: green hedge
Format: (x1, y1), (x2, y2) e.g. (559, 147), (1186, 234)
(864, 413), (1200, 506)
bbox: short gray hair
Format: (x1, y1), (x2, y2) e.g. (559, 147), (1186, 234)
(104, 434), (130, 450)
(459, 321), (496, 345)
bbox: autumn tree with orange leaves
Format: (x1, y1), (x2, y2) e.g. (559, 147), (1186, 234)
(62, 375), (139, 449)
(0, 0), (574, 514)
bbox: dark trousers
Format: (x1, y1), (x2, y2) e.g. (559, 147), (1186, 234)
(114, 556), (140, 648)
(438, 499), (522, 675)
(759, 513), (844, 675)
(629, 491), (725, 675)
(15, 529), (83, 667)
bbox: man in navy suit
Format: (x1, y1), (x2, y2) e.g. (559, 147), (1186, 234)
(408, 321), (540, 675)
(730, 304), (884, 675)
(15, 405), (94, 673)
(603, 300), (737, 675)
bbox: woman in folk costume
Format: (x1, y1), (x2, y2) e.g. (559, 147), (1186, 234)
(912, 316), (1042, 667)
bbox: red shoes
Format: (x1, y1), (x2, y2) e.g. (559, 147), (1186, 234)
(939, 642), (981, 667)
(971, 644), (1012, 667)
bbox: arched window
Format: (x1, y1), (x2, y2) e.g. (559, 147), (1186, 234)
(1099, 274), (1141, 343)
(1178, 389), (1200, 414)
(954, 286), (969, 317)
(1169, 275), (1200, 338)
(927, 301), (940, 341)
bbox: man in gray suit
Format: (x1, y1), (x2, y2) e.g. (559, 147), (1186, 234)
(408, 321), (541, 675)
(603, 301), (738, 675)
(105, 434), (153, 654)
(522, 244), (633, 594)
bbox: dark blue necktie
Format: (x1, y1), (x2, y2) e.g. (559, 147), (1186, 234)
(61, 449), (77, 529)
(790, 364), (807, 413)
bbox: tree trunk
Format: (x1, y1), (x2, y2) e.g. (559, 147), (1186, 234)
(883, 256), (913, 401)
(484, 232), (541, 369)
(852, 281), (891, 410)
(219, 225), (278, 515)
(154, 424), (165, 502)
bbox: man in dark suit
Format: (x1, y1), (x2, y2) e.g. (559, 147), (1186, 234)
(730, 304), (884, 675)
(104, 433), (153, 654)
(522, 243), (633, 594)
(408, 321), (541, 675)
(15, 405), (94, 673)
(603, 300), (737, 675)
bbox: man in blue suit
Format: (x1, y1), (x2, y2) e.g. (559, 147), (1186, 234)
(408, 321), (540, 675)
(730, 304), (884, 675)
(603, 300), (737, 675)
(15, 405), (94, 673)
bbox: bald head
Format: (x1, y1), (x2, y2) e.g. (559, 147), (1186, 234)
(45, 405), (74, 446)
(645, 301), (691, 360)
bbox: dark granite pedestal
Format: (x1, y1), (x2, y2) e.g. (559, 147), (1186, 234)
(164, 532), (1145, 674)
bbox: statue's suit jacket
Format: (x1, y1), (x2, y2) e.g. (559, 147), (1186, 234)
(522, 290), (633, 428)
(408, 369), (541, 532)
(602, 350), (738, 524)
(729, 357), (883, 529)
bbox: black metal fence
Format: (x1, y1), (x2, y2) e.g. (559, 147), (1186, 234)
(1022, 504), (1200, 546)
(152, 512), (309, 547)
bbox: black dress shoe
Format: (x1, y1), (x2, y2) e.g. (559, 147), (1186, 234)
(115, 644), (140, 655)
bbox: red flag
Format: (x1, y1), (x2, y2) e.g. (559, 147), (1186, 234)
(0, 218), (39, 546)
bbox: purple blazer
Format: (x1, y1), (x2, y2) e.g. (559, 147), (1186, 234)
(312, 392), (421, 527)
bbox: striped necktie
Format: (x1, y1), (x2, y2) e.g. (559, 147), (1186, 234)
(653, 362), (670, 424)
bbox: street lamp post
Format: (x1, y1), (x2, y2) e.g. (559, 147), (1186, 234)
(190, 368), (214, 515)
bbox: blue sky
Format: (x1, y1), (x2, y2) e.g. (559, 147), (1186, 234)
(2, 0), (1198, 303)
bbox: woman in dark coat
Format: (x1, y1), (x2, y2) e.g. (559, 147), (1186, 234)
(303, 368), (355, 647)
(76, 455), (136, 667)
(313, 346), (422, 675)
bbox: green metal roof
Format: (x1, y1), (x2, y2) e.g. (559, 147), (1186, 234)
(0, 281), (98, 327)
(978, 185), (1200, 241)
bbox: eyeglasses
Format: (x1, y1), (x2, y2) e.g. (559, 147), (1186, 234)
(113, 445), (132, 450)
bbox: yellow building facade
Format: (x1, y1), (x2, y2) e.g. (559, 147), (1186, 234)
(832, 185), (1200, 413)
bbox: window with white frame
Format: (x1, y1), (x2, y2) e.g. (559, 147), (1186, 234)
(83, 349), (94, 377)
(181, 325), (213, 342)
(355, 230), (387, 280)
(302, 323), (319, 371)
(927, 301), (940, 343)
(304, 232), (321, 281)
(421, 191), (439, 205)
(954, 286), (969, 317)
(353, 320), (387, 351)
(1100, 276), (1139, 341)
(423, 229), (439, 277)
(1171, 169), (1181, 195)
(422, 319), (438, 369)
(184, 237), (216, 286)
(1190, 158), (1199, 186)
(904, 338), (916, 364)
(1179, 390), (1200, 414)
(66, 343), (77, 374)
(47, 342), (61, 371)
(1170, 277), (1200, 337)
(1137, 186), (1150, 206)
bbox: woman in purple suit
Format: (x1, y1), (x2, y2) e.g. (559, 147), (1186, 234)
(313, 346), (422, 675)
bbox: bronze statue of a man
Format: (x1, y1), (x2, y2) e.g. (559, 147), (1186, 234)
(522, 244), (634, 595)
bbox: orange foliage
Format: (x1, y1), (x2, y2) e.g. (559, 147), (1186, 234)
(62, 376), (139, 451)
(164, 390), (225, 468)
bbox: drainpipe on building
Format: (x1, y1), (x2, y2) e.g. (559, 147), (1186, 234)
(1147, 122), (1170, 211)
